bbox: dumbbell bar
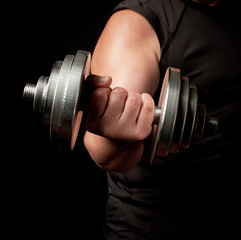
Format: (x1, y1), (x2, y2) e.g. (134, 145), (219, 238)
(23, 50), (218, 164)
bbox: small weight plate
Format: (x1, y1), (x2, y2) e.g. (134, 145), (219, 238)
(33, 76), (49, 113)
(150, 67), (181, 164)
(169, 76), (189, 154)
(192, 104), (206, 140)
(43, 60), (62, 125)
(179, 86), (198, 150)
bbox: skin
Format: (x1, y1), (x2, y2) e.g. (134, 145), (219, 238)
(84, 10), (160, 172)
(84, 0), (221, 172)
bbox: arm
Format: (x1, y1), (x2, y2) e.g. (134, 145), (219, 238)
(84, 9), (161, 172)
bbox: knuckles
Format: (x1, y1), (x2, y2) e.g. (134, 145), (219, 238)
(87, 87), (154, 142)
(90, 87), (111, 102)
(111, 87), (128, 97)
(127, 91), (142, 106)
(141, 93), (155, 113)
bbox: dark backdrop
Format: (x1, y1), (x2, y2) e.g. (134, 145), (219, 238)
(13, 1), (120, 239)
(7, 1), (241, 239)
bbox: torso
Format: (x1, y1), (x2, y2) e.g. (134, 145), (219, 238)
(104, 1), (241, 238)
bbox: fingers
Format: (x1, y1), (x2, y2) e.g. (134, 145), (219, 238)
(103, 87), (128, 121)
(86, 83), (155, 142)
(117, 92), (154, 141)
(86, 74), (112, 89)
(85, 74), (112, 133)
(86, 87), (111, 132)
(136, 93), (155, 138)
(86, 87), (128, 136)
(119, 91), (142, 123)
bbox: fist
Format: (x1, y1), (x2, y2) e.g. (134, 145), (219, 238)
(85, 75), (155, 142)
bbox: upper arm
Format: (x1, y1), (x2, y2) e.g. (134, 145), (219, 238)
(91, 9), (161, 95)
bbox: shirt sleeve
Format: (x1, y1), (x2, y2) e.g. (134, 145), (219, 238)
(98, 0), (186, 49)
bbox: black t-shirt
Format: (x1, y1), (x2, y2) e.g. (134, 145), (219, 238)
(102, 0), (241, 239)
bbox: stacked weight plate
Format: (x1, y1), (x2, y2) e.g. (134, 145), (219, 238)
(23, 50), (91, 149)
(23, 51), (217, 164)
(150, 68), (207, 164)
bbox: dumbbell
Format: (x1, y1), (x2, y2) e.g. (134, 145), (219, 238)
(23, 50), (218, 164)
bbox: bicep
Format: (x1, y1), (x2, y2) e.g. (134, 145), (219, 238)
(91, 9), (161, 95)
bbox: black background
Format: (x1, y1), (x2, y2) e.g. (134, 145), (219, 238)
(8, 0), (240, 238)
(12, 1), (120, 238)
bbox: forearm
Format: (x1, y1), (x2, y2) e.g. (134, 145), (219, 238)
(84, 132), (144, 172)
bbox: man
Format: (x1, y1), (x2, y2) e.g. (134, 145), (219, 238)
(84, 0), (241, 239)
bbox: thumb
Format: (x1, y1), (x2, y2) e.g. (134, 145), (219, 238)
(86, 74), (112, 89)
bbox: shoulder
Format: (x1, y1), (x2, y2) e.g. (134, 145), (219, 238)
(108, 0), (186, 47)
(99, 9), (161, 62)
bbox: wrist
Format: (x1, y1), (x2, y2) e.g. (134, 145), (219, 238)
(84, 131), (144, 172)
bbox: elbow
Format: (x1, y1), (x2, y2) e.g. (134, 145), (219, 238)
(94, 157), (139, 172)
(90, 146), (142, 172)
(84, 132), (144, 172)
(84, 131), (144, 172)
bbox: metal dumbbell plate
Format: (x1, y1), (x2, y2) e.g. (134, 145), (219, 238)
(192, 104), (206, 140)
(150, 68), (217, 164)
(169, 76), (189, 155)
(49, 51), (91, 149)
(23, 50), (218, 162)
(179, 86), (198, 150)
(150, 68), (181, 164)
(150, 70), (202, 164)
(23, 50), (91, 149)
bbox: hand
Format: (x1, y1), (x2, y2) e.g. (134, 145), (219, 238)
(85, 74), (155, 143)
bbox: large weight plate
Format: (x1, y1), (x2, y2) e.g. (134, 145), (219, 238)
(150, 68), (181, 164)
(169, 76), (189, 154)
(62, 50), (91, 149)
(50, 50), (91, 148)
